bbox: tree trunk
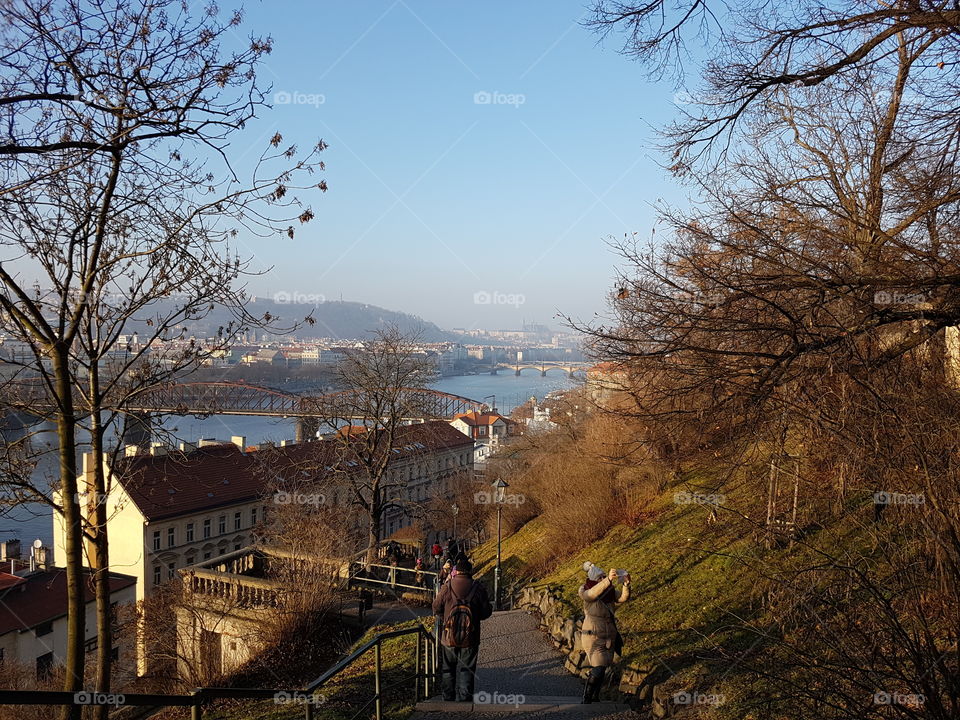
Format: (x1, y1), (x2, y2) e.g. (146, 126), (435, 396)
(365, 511), (382, 569)
(88, 381), (112, 720)
(53, 347), (84, 720)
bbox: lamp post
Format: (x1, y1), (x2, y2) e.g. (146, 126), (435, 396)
(492, 478), (508, 610)
(451, 503), (459, 541)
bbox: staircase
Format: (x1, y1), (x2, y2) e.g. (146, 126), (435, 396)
(411, 610), (635, 718)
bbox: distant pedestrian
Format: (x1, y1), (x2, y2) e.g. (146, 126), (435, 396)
(431, 542), (443, 571)
(415, 556), (424, 587)
(578, 562), (630, 704)
(438, 559), (453, 586)
(432, 559), (493, 702)
(388, 556), (398, 588)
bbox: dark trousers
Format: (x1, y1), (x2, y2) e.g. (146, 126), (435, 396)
(440, 644), (479, 701)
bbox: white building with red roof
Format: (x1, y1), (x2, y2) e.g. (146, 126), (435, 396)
(54, 421), (475, 605)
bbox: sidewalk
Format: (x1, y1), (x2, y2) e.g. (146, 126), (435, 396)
(412, 609), (636, 718)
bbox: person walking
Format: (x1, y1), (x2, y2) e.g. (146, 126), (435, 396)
(432, 559), (493, 702)
(578, 561), (630, 703)
(431, 541), (443, 571)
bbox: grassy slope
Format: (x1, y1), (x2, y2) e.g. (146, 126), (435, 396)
(468, 464), (874, 719)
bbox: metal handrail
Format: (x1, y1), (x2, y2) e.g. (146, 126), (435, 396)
(0, 623), (439, 720)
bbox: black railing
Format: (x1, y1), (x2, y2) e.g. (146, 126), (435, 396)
(0, 623), (438, 720)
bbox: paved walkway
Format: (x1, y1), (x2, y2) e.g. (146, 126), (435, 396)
(412, 610), (637, 718)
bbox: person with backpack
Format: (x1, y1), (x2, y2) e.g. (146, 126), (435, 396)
(578, 561), (630, 703)
(432, 559), (493, 702)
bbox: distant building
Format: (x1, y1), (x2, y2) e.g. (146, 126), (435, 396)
(450, 411), (518, 465)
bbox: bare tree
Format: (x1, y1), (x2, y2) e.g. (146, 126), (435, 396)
(588, 0), (960, 166)
(307, 327), (439, 567)
(0, 1), (326, 714)
(571, 17), (960, 718)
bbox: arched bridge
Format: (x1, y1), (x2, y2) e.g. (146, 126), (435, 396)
(124, 382), (488, 420)
(2, 380), (488, 443)
(489, 361), (589, 377)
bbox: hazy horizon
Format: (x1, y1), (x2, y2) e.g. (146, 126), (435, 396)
(225, 1), (686, 332)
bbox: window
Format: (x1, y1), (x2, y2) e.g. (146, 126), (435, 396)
(153, 565), (161, 585)
(218, 515), (226, 535)
(234, 512), (241, 530)
(152, 530), (160, 551)
(186, 554), (196, 566)
(167, 527), (175, 548)
(36, 652), (53, 679)
(203, 519), (211, 539)
(250, 507), (257, 525)
(203, 552), (211, 560)
(186, 523), (194, 542)
(234, 542), (241, 551)
(167, 562), (176, 579)
(35, 621), (53, 637)
(218, 548), (225, 556)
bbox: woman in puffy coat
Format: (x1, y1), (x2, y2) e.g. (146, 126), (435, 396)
(578, 562), (630, 703)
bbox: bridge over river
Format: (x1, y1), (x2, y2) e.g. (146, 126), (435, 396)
(2, 380), (488, 444)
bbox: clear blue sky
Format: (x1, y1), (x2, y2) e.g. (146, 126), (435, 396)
(231, 0), (685, 332)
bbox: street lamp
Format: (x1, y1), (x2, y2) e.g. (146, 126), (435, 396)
(492, 478), (509, 610)
(451, 502), (459, 540)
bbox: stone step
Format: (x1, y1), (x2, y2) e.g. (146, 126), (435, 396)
(416, 695), (632, 714)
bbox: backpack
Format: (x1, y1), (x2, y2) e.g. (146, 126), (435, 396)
(442, 582), (478, 648)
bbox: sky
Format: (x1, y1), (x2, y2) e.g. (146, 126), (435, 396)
(225, 1), (687, 332)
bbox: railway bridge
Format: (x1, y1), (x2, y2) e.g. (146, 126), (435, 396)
(2, 380), (488, 445)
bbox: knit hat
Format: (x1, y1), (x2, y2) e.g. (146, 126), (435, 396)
(583, 561), (605, 582)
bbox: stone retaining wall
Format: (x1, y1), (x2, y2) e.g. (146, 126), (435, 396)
(515, 585), (687, 718)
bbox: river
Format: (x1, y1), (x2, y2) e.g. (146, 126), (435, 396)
(2, 372), (580, 554)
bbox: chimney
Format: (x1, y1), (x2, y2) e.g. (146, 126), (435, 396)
(231, 436), (247, 452)
(124, 444), (141, 457)
(0, 539), (20, 561)
(280, 439), (296, 447)
(150, 442), (168, 457)
(178, 441), (197, 453)
(197, 438), (219, 448)
(82, 451), (96, 477)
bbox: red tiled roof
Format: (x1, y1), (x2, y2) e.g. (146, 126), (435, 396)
(0, 569), (136, 636)
(114, 421), (474, 522)
(0, 572), (25, 591)
(453, 411), (507, 426)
